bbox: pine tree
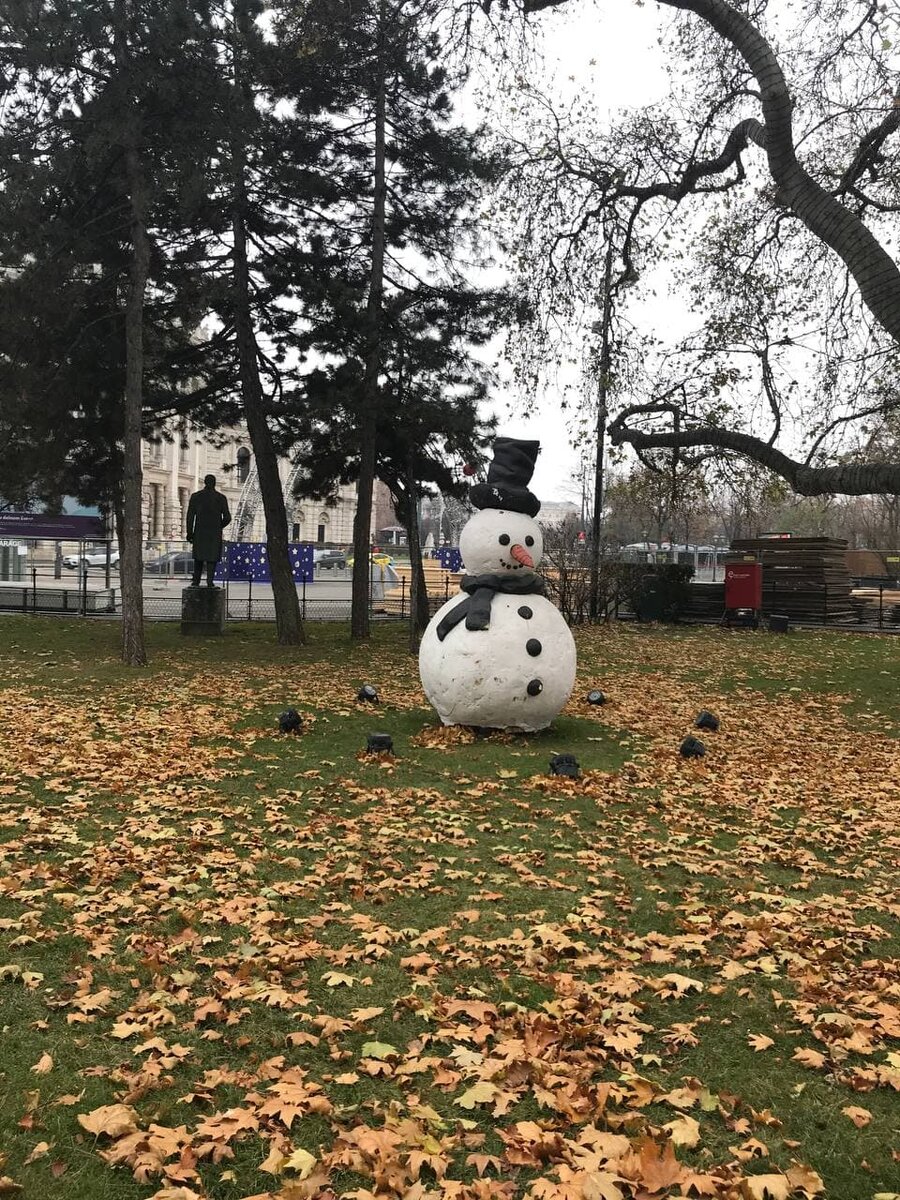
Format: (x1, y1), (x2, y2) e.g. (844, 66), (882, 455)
(0, 0), (235, 663)
(291, 285), (505, 645)
(285, 0), (505, 639)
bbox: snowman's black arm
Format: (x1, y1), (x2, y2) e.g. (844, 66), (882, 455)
(436, 595), (475, 642)
(435, 574), (546, 643)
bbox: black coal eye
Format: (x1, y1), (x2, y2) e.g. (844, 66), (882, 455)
(498, 534), (510, 546)
(525, 536), (534, 547)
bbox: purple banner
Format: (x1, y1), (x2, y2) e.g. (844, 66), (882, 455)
(216, 542), (314, 584)
(435, 546), (463, 572)
(0, 512), (105, 539)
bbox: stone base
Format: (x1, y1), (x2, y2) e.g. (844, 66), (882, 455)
(181, 586), (226, 636)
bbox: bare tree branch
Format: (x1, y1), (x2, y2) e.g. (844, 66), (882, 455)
(609, 402), (900, 496)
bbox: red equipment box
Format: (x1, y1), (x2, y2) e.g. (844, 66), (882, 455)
(725, 562), (762, 610)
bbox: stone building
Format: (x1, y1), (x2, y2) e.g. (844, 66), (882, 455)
(141, 420), (365, 548)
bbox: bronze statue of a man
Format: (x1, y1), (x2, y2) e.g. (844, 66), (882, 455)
(186, 474), (231, 587)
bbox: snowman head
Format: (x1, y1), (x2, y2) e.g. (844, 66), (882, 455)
(460, 509), (543, 577)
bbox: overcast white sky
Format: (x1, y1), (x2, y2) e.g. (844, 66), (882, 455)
(473, 1), (670, 504)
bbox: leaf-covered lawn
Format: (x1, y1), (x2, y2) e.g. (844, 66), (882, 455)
(0, 618), (898, 1200)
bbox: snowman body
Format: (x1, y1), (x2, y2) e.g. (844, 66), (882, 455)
(418, 509), (576, 731)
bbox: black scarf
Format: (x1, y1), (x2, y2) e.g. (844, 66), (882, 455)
(436, 572), (545, 642)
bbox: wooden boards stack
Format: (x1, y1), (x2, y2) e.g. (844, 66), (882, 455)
(728, 537), (854, 623)
(685, 581), (725, 620)
(846, 548), (889, 579)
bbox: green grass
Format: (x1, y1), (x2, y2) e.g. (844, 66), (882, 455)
(0, 617), (898, 1199)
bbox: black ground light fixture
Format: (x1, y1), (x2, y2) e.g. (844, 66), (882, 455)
(680, 736), (706, 758)
(695, 710), (720, 732)
(549, 753), (580, 778)
(278, 709), (302, 734)
(357, 684), (379, 703)
(366, 732), (394, 753)
(586, 690), (607, 706)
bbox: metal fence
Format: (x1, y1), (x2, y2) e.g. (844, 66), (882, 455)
(0, 538), (443, 624)
(8, 537), (896, 632)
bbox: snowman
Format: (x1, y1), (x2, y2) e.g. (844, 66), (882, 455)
(419, 438), (577, 732)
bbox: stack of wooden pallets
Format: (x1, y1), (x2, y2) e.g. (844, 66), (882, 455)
(728, 537), (854, 623)
(381, 563), (462, 616)
(685, 581), (725, 620)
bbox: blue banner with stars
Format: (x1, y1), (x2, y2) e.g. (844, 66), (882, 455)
(435, 546), (462, 573)
(215, 542), (314, 583)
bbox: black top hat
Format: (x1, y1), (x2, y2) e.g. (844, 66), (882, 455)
(469, 437), (540, 517)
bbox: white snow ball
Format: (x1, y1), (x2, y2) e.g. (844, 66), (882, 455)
(418, 592), (576, 732)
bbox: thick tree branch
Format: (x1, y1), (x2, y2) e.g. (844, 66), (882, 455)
(524, 0), (900, 347)
(837, 91), (900, 194)
(609, 403), (900, 496)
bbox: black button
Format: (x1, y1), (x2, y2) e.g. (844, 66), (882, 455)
(526, 638), (542, 657)
(527, 679), (543, 696)
(518, 606), (533, 619)
(499, 533), (510, 545)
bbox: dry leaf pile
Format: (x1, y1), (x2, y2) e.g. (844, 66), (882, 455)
(0, 623), (898, 1200)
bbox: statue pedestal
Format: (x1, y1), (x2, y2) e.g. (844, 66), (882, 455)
(181, 586), (226, 636)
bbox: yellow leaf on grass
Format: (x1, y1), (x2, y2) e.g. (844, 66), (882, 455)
(785, 1164), (824, 1195)
(359, 1041), (398, 1060)
(841, 1105), (872, 1128)
(454, 1081), (497, 1109)
(77, 1104), (139, 1138)
(30, 1053), (53, 1075)
(349, 1007), (385, 1023)
(659, 973), (704, 995)
(739, 1174), (791, 1200)
(147, 1188), (203, 1200)
(321, 971), (355, 988)
(259, 1144), (286, 1176)
(23, 1143), (50, 1165)
(663, 1114), (701, 1148)
(792, 1047), (826, 1070)
(748, 1034), (774, 1052)
(284, 1148), (317, 1178)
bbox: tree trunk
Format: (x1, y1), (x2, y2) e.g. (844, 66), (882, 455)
(403, 469), (428, 655)
(231, 0), (303, 645)
(589, 237), (613, 621)
(113, 0), (148, 667)
(351, 0), (388, 641)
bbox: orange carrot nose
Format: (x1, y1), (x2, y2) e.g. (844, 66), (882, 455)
(510, 543), (534, 569)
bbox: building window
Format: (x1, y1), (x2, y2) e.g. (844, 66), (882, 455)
(292, 522), (300, 541)
(237, 447), (251, 483)
(317, 524), (326, 544)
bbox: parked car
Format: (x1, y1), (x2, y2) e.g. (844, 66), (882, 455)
(63, 546), (120, 569)
(313, 549), (347, 570)
(346, 552), (393, 568)
(144, 551), (194, 575)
